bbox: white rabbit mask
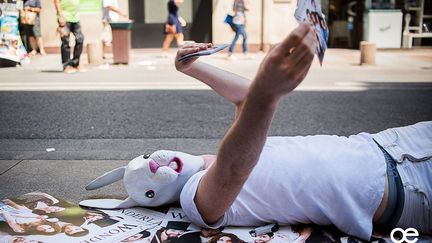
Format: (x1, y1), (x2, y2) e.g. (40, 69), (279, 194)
(79, 150), (205, 209)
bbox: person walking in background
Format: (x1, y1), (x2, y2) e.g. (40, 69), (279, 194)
(227, 0), (250, 60)
(54, 0), (85, 74)
(101, 0), (127, 57)
(162, 0), (186, 57)
(20, 0), (46, 56)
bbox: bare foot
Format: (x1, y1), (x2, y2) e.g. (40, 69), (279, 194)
(64, 66), (76, 74)
(75, 65), (87, 73)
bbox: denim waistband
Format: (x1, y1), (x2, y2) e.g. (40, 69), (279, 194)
(374, 141), (405, 231)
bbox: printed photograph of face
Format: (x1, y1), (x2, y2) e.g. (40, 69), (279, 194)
(208, 233), (246, 243)
(121, 230), (152, 242)
(295, 0), (329, 64)
(253, 232), (273, 243)
(152, 221), (191, 242)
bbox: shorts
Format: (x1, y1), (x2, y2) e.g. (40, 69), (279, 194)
(21, 18), (41, 38)
(22, 24), (35, 37)
(101, 22), (112, 45)
(372, 121), (432, 234)
(33, 19), (41, 38)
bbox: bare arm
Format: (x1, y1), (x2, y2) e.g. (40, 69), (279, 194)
(53, 0), (65, 25)
(175, 44), (252, 113)
(107, 5), (127, 17)
(24, 6), (41, 13)
(193, 23), (316, 224)
(183, 62), (251, 108)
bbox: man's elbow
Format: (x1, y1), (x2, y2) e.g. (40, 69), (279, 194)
(196, 202), (225, 226)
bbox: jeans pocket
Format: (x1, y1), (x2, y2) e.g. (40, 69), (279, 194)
(392, 129), (432, 163)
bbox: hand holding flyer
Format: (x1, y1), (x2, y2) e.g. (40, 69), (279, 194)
(177, 44), (228, 62)
(294, 0), (329, 65)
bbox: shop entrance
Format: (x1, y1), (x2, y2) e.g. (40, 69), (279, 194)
(325, 0), (364, 49)
(128, 0), (212, 48)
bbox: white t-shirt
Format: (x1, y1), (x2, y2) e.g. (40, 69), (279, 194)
(103, 0), (119, 22)
(180, 133), (386, 240)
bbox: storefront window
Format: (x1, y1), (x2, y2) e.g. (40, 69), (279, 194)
(366, 0), (396, 9)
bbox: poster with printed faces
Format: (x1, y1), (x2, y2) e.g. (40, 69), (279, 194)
(294, 0), (328, 65)
(204, 225), (312, 243)
(0, 192), (165, 243)
(0, 0), (27, 65)
(149, 208), (201, 243)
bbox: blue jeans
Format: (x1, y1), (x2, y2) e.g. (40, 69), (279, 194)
(228, 24), (248, 54)
(372, 121), (432, 234)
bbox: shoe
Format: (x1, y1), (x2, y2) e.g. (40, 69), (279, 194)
(226, 54), (237, 61)
(29, 50), (37, 56)
(64, 66), (76, 74)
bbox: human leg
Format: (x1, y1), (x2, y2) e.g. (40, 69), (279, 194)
(101, 22), (112, 58)
(21, 24), (33, 53)
(175, 33), (184, 47)
(162, 34), (175, 55)
(33, 20), (46, 55)
(28, 36), (37, 56)
(238, 25), (248, 54)
(396, 154), (432, 233)
(372, 121), (432, 233)
(69, 22), (84, 68)
(228, 26), (241, 55)
(37, 37), (46, 55)
(60, 23), (72, 69)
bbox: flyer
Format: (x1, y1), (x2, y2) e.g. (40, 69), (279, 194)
(0, 192), (165, 243)
(0, 0), (28, 66)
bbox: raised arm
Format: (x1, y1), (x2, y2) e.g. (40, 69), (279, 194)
(175, 44), (252, 111)
(193, 23), (316, 225)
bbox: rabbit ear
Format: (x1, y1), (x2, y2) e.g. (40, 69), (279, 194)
(85, 166), (126, 190)
(79, 197), (139, 209)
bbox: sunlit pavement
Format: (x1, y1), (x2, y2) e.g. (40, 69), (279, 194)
(0, 48), (431, 91)
(0, 48), (431, 202)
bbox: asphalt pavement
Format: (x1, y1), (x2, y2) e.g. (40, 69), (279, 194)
(0, 48), (431, 203)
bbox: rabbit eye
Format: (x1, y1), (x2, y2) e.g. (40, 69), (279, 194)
(143, 154), (150, 159)
(145, 190), (155, 198)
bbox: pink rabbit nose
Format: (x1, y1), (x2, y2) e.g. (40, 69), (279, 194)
(149, 160), (160, 173)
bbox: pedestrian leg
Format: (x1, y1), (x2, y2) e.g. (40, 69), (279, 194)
(70, 22), (84, 68)
(60, 23), (72, 69)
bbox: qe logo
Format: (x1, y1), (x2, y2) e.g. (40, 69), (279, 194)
(390, 228), (419, 243)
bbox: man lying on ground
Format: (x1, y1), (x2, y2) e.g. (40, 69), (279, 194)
(173, 23), (431, 240)
(81, 23), (431, 241)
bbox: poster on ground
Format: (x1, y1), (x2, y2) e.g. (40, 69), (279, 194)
(0, 192), (165, 243)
